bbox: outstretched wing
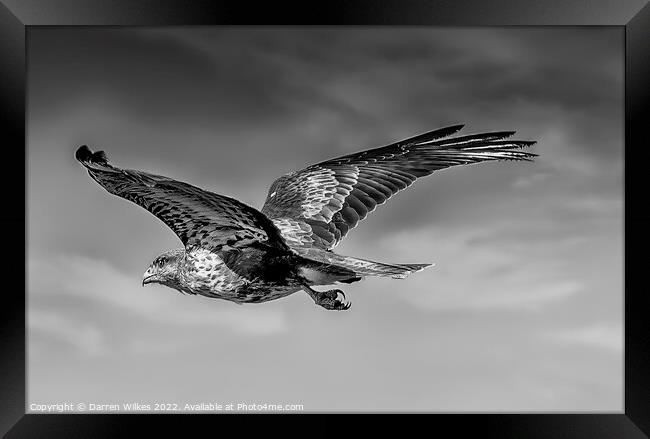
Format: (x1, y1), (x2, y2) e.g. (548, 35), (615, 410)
(76, 146), (288, 252)
(261, 124), (536, 250)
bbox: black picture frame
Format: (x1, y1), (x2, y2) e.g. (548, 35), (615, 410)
(2, 1), (647, 437)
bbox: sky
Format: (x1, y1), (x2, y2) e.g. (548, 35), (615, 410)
(27, 27), (623, 412)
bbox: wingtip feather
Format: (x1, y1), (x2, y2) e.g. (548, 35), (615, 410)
(75, 145), (92, 162)
(75, 145), (109, 166)
(402, 124), (465, 146)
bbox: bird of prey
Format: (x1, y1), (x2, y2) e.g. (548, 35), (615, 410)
(76, 124), (536, 310)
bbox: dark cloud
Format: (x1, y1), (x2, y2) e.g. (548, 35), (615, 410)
(29, 27), (622, 163)
(29, 28), (300, 127)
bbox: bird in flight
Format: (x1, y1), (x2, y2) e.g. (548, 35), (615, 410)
(76, 124), (536, 311)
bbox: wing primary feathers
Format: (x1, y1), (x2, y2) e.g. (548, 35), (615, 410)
(76, 145), (290, 252)
(262, 125), (537, 250)
(75, 145), (110, 166)
(423, 131), (518, 146)
(396, 124), (465, 146)
(75, 145), (93, 162)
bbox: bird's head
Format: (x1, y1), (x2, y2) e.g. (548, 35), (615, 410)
(142, 249), (184, 287)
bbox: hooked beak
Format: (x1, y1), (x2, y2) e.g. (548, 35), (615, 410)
(142, 267), (156, 286)
(142, 276), (154, 286)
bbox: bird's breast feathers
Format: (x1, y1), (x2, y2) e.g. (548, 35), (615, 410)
(177, 248), (300, 303)
(179, 248), (249, 298)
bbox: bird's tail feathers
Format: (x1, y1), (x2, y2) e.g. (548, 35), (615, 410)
(332, 257), (432, 280)
(297, 247), (432, 280)
(386, 262), (433, 279)
(350, 260), (432, 279)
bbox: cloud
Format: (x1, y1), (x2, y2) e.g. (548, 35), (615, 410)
(541, 323), (623, 353)
(511, 171), (552, 189)
(28, 253), (289, 338)
(355, 225), (585, 312)
(29, 309), (109, 357)
(560, 195), (624, 215)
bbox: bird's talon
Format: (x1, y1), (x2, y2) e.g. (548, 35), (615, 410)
(313, 289), (351, 311)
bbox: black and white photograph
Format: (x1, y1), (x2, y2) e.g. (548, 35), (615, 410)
(26, 26), (623, 413)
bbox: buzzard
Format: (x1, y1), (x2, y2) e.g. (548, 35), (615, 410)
(76, 124), (536, 310)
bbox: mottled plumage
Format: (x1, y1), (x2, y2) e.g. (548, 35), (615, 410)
(76, 124), (536, 310)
